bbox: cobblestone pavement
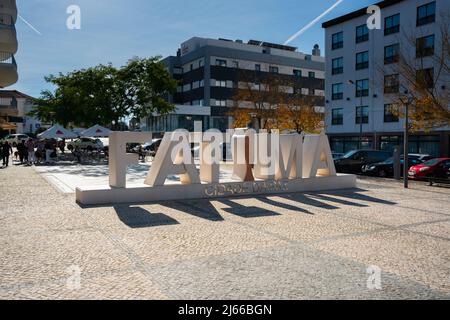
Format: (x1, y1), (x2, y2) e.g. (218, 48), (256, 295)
(1, 164), (449, 299)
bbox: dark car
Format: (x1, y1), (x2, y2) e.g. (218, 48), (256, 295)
(334, 150), (392, 174)
(362, 155), (424, 178)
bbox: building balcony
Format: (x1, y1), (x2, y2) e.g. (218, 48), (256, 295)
(0, 16), (18, 53)
(0, 104), (18, 116)
(0, 51), (18, 88)
(0, 1), (17, 23)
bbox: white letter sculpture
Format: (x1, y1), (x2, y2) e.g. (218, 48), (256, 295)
(303, 132), (337, 178)
(199, 130), (223, 183)
(109, 132), (152, 188)
(75, 131), (355, 206)
(145, 131), (200, 186)
(276, 134), (304, 180)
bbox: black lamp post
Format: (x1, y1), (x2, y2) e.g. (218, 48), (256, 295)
(399, 88), (413, 189)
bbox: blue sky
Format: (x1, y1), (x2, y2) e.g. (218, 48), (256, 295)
(10, 0), (375, 97)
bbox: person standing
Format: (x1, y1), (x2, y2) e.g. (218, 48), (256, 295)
(26, 139), (36, 166)
(45, 139), (53, 163)
(1, 141), (13, 167)
(17, 140), (26, 164)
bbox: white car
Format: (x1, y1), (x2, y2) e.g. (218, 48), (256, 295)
(3, 134), (30, 146)
(67, 138), (104, 151)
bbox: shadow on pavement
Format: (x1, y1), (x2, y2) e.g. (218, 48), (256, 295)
(113, 205), (179, 228)
(216, 199), (282, 218)
(163, 201), (225, 222)
(81, 188), (398, 228)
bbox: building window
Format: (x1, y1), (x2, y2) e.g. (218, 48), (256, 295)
(332, 83), (343, 100)
(332, 57), (344, 75)
(384, 104), (399, 122)
(356, 79), (369, 97)
(356, 24), (369, 43)
(356, 106), (369, 124)
(332, 108), (343, 125)
(384, 44), (400, 64)
(215, 100), (227, 107)
(416, 35), (435, 57)
(293, 69), (302, 77)
(308, 71), (316, 78)
(255, 64), (261, 71)
(173, 67), (183, 75)
(385, 14), (400, 35)
(232, 61), (239, 68)
(215, 80), (227, 87)
(384, 74), (399, 94)
(215, 59), (227, 67)
(356, 51), (369, 70)
(417, 1), (436, 26)
(332, 32), (344, 50)
(199, 79), (204, 87)
(270, 66), (279, 74)
(199, 60), (204, 68)
(416, 68), (434, 89)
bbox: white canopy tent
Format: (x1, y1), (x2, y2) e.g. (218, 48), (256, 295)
(80, 125), (112, 137)
(37, 125), (78, 139)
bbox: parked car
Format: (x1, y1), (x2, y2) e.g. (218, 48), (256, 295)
(408, 153), (433, 163)
(408, 158), (450, 180)
(132, 139), (162, 157)
(3, 134), (30, 147)
(334, 150), (392, 174)
(332, 152), (345, 160)
(362, 155), (424, 178)
(67, 138), (104, 151)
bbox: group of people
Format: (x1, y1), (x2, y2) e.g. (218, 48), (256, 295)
(1, 138), (61, 168)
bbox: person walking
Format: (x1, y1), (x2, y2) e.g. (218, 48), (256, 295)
(26, 139), (36, 166)
(17, 140), (26, 164)
(1, 141), (13, 167)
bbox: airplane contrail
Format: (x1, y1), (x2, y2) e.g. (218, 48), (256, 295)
(18, 14), (42, 36)
(284, 0), (344, 45)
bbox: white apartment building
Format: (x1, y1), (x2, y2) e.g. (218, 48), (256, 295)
(323, 0), (449, 157)
(0, 90), (43, 135)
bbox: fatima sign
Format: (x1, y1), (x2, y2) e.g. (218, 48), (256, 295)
(76, 129), (356, 205)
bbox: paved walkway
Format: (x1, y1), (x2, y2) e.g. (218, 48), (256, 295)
(0, 163), (449, 299)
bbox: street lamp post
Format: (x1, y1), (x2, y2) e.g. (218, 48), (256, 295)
(348, 80), (364, 149)
(404, 100), (409, 188)
(400, 89), (413, 189)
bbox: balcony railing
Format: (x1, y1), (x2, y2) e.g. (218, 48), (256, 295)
(0, 14), (14, 27)
(0, 51), (16, 66)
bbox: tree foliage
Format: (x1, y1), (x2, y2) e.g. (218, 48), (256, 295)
(230, 71), (324, 133)
(30, 57), (178, 128)
(384, 12), (450, 131)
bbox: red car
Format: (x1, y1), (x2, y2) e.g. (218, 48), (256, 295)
(408, 158), (450, 180)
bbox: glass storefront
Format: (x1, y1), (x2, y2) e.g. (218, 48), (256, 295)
(330, 136), (373, 153)
(147, 115), (210, 132)
(380, 135), (441, 157)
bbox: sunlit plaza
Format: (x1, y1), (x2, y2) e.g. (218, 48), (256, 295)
(0, 158), (449, 299)
(1, 0), (450, 304)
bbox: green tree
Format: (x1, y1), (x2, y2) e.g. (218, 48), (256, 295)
(30, 57), (178, 128)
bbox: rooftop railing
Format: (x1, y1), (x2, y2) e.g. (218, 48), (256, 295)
(0, 51), (16, 66)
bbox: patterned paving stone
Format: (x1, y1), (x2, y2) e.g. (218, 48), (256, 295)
(310, 229), (450, 294)
(1, 164), (449, 299)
